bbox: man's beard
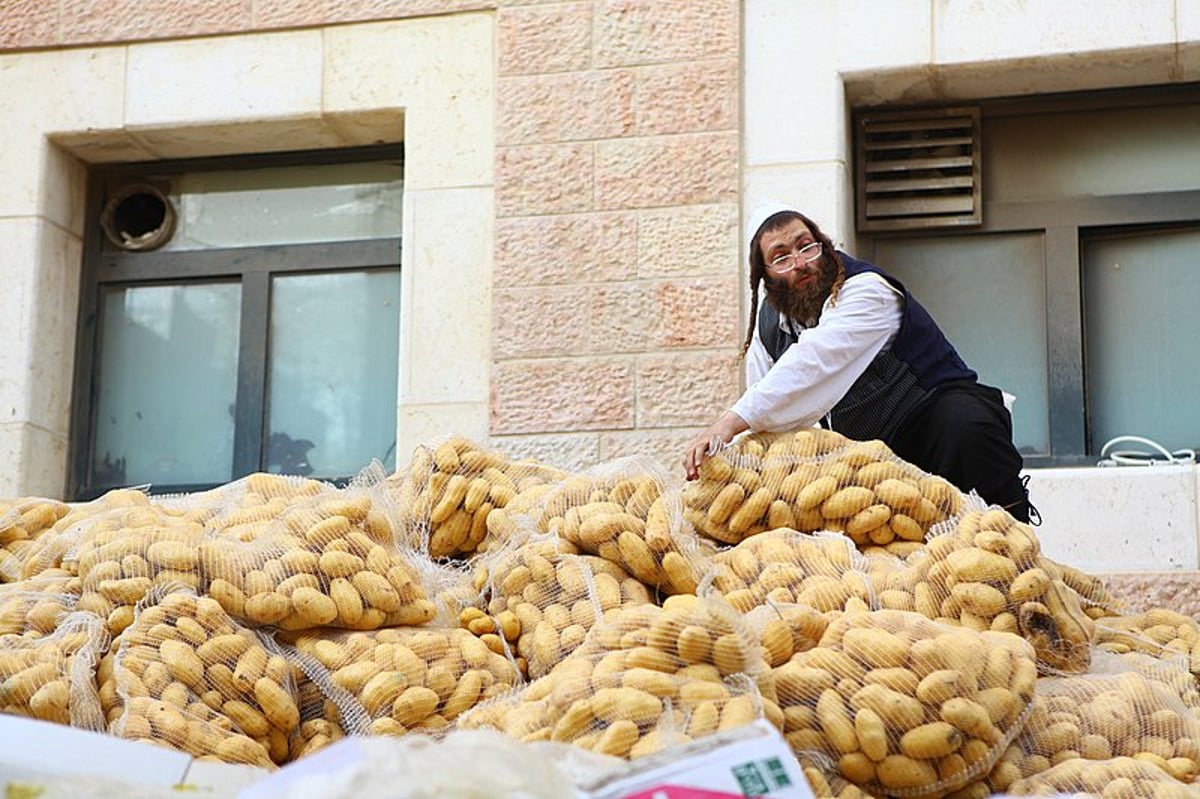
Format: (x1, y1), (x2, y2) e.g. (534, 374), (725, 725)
(764, 256), (838, 329)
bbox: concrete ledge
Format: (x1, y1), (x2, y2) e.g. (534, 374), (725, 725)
(1025, 465), (1200, 574)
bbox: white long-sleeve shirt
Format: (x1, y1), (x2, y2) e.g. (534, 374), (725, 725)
(731, 271), (905, 432)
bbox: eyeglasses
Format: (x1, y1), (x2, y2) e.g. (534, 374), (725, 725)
(767, 242), (822, 274)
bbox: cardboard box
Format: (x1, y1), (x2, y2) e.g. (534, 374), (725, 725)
(581, 721), (814, 799)
(0, 715), (191, 785)
(0, 715), (267, 794)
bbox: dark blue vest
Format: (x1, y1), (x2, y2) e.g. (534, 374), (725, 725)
(757, 254), (977, 442)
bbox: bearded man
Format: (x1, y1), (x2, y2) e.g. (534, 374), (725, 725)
(683, 202), (1033, 523)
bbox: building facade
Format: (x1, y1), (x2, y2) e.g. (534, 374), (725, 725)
(2, 1), (1198, 591)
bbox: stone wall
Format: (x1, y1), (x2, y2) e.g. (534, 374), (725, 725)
(3, 0), (744, 476)
(0, 1), (491, 49)
(1102, 572), (1200, 619)
(491, 0), (743, 471)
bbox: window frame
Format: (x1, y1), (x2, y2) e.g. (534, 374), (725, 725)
(70, 145), (404, 500)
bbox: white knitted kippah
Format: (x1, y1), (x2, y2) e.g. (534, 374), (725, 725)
(744, 199), (802, 251)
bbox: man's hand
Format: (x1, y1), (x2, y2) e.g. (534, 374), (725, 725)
(683, 411), (750, 480)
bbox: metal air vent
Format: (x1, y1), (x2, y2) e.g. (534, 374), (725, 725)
(856, 107), (981, 231)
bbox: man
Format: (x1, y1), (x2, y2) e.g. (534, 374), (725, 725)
(683, 202), (1032, 523)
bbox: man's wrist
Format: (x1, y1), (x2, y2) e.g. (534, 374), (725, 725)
(717, 411), (750, 440)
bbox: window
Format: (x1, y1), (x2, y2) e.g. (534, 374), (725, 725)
(858, 87), (1200, 466)
(71, 147), (404, 499)
(1081, 225), (1200, 452)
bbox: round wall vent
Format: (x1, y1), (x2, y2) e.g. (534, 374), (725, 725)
(101, 183), (177, 251)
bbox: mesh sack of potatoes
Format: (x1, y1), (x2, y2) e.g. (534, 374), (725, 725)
(709, 529), (876, 615)
(423, 533), (563, 638)
(15, 488), (159, 581)
(856, 545), (938, 620)
(178, 471), (440, 632)
(0, 496), (71, 582)
(683, 430), (968, 552)
(167, 631), (367, 765)
(277, 624), (521, 740)
(1001, 664), (1200, 783)
(103, 586), (303, 768)
(283, 667), (361, 761)
(1005, 756), (1200, 799)
(1086, 646), (1200, 713)
(796, 751), (885, 799)
(1044, 555), (1125, 622)
(458, 594), (777, 760)
(979, 643), (1200, 791)
(67, 504), (213, 637)
(497, 457), (716, 597)
(0, 575), (80, 637)
(386, 436), (567, 559)
(1093, 608), (1200, 688)
(770, 608), (1038, 798)
(459, 536), (654, 680)
(898, 507), (1094, 674)
(0, 609), (108, 730)
(744, 603), (841, 673)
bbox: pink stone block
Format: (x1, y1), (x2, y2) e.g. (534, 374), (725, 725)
(0, 0), (59, 50)
(251, 0), (328, 27)
(595, 0), (738, 68)
(495, 212), (637, 287)
(598, 427), (695, 471)
(499, 3), (591, 76)
(635, 351), (741, 427)
(595, 132), (737, 210)
(498, 70), (635, 145)
(1101, 572), (1200, 619)
(591, 277), (739, 353)
(636, 203), (739, 278)
(318, 0), (492, 25)
(651, 277), (739, 348)
(58, 0), (253, 44)
(492, 358), (635, 434)
(589, 283), (653, 352)
(489, 432), (602, 473)
(634, 58), (739, 136)
(496, 142), (594, 217)
(493, 285), (593, 359)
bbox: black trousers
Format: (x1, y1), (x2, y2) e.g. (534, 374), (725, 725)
(887, 382), (1031, 523)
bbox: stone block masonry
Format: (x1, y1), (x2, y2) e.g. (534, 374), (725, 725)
(491, 0), (743, 470)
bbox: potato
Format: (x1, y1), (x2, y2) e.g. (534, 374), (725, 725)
(798, 753), (878, 799)
(1092, 609), (1200, 693)
(867, 509), (1095, 674)
(11, 490), (158, 582)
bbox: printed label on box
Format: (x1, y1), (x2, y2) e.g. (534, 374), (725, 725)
(585, 721), (814, 799)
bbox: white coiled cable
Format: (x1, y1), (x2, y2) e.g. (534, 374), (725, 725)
(1097, 435), (1197, 467)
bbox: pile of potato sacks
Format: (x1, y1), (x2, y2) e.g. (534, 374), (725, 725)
(2, 430), (1200, 798)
